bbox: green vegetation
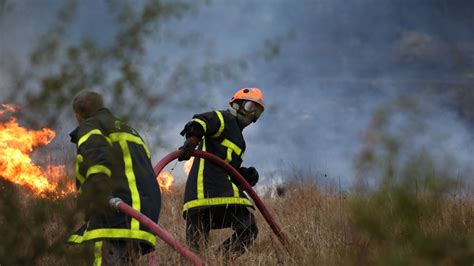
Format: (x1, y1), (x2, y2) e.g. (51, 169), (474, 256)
(1, 96), (473, 265)
(0, 180), (90, 265)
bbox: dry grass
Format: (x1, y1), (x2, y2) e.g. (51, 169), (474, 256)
(141, 181), (347, 265)
(131, 178), (474, 266)
(2, 177), (474, 265)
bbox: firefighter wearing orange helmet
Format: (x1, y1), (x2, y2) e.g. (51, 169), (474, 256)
(178, 87), (264, 256)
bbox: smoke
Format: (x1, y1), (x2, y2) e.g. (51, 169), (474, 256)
(180, 0), (474, 186)
(2, 0), (474, 187)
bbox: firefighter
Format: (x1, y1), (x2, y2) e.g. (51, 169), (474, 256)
(178, 87), (264, 257)
(68, 91), (161, 265)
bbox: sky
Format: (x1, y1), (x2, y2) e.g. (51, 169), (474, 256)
(1, 0), (474, 188)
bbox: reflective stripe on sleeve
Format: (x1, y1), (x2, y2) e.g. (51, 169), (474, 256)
(86, 165), (112, 178)
(76, 154), (85, 184)
(192, 118), (207, 133)
(211, 111), (225, 138)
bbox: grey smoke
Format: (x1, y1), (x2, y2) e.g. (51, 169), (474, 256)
(1, 0), (474, 188)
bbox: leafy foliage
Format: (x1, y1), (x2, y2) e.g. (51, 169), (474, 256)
(0, 179), (89, 265)
(3, 0), (284, 131)
(7, 0), (198, 128)
(349, 96), (474, 265)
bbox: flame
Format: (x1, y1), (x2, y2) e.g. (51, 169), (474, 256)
(0, 104), (74, 198)
(183, 157), (194, 175)
(157, 171), (174, 192)
(156, 158), (194, 192)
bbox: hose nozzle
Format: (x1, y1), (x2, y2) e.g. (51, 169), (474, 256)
(109, 197), (123, 209)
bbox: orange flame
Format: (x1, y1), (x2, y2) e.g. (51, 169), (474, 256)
(0, 104), (74, 198)
(157, 171), (174, 192)
(183, 157), (194, 175)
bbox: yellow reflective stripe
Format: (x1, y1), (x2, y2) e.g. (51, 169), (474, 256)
(76, 154), (85, 184)
(94, 241), (103, 266)
(118, 141), (141, 230)
(221, 139), (242, 156)
(183, 197), (253, 212)
(229, 176), (240, 197)
(197, 139), (206, 199)
(86, 165), (111, 178)
(192, 118), (207, 133)
(221, 139), (242, 162)
(211, 111), (225, 138)
(109, 132), (151, 159)
(68, 228), (157, 245)
(78, 129), (112, 148)
(225, 149), (232, 163)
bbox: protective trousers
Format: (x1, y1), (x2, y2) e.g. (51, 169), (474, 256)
(93, 239), (145, 266)
(185, 205), (258, 257)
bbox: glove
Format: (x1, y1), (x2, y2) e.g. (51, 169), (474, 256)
(180, 121), (205, 139)
(238, 166), (259, 187)
(178, 136), (200, 161)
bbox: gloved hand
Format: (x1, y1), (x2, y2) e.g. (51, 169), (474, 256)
(238, 166), (259, 187)
(178, 136), (200, 161)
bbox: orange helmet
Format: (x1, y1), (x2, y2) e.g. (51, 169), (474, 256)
(229, 87), (265, 108)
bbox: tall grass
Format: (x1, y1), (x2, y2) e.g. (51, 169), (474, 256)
(143, 176), (474, 266)
(2, 97), (474, 265)
(1, 170), (473, 265)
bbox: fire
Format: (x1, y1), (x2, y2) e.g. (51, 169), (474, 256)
(183, 157), (194, 175)
(0, 104), (74, 198)
(156, 158), (194, 192)
(157, 171), (174, 192)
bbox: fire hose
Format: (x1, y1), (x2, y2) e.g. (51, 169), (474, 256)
(153, 150), (291, 253)
(109, 198), (204, 266)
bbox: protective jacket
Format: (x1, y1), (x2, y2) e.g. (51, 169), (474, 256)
(68, 108), (160, 250)
(182, 110), (254, 214)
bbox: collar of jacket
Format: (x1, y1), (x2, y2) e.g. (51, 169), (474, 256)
(69, 108), (112, 144)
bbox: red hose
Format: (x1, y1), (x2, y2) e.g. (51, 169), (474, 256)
(109, 198), (204, 266)
(153, 150), (291, 253)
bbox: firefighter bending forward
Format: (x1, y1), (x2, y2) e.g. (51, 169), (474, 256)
(68, 91), (161, 265)
(178, 88), (264, 257)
